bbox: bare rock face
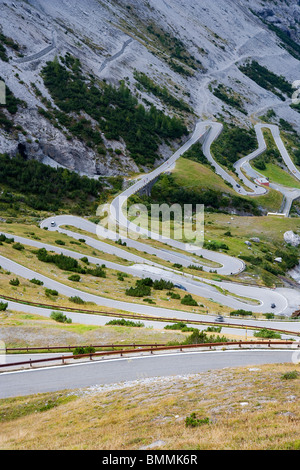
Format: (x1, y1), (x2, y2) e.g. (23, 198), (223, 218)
(284, 231), (300, 247)
(1, 0), (300, 177)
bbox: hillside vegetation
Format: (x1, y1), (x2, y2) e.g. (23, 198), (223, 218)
(0, 364), (299, 450)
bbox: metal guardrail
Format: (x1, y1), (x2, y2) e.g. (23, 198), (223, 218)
(0, 341), (298, 370)
(1, 294), (299, 337)
(4, 343), (165, 353)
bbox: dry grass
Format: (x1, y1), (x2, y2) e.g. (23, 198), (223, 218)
(0, 310), (189, 349)
(0, 242), (232, 316)
(0, 364), (299, 450)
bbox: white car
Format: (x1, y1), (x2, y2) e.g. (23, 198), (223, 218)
(50, 221), (56, 227)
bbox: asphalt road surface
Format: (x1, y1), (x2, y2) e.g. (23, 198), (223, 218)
(0, 349), (294, 398)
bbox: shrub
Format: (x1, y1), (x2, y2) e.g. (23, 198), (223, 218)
(188, 264), (203, 271)
(73, 346), (95, 356)
(86, 266), (106, 278)
(170, 293), (181, 300)
(254, 328), (281, 339)
(153, 279), (174, 290)
(68, 274), (81, 282)
(125, 285), (151, 298)
(185, 413), (210, 428)
(205, 326), (222, 333)
(264, 313), (275, 319)
(143, 298), (156, 304)
(106, 319), (144, 328)
(230, 309), (252, 317)
(50, 311), (72, 324)
(12, 242), (24, 251)
(183, 330), (209, 344)
(55, 240), (66, 246)
(35, 248), (83, 273)
(281, 371), (299, 380)
(9, 278), (20, 286)
(30, 278), (44, 286)
(0, 234), (14, 243)
(45, 288), (58, 297)
(164, 322), (188, 331)
(181, 294), (198, 306)
(0, 301), (8, 311)
(69, 296), (85, 304)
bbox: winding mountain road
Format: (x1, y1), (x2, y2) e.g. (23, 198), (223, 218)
(1, 119), (299, 318)
(0, 119), (300, 399)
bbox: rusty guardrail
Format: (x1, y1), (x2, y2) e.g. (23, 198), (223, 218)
(0, 340), (298, 370)
(4, 343), (165, 353)
(0, 294), (299, 337)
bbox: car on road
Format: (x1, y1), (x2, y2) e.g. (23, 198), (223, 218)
(215, 315), (224, 323)
(174, 284), (187, 291)
(271, 303), (276, 309)
(50, 221), (56, 227)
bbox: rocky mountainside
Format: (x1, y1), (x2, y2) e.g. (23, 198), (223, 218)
(0, 0), (299, 176)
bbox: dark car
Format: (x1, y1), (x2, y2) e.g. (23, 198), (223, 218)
(271, 303), (276, 309)
(174, 284), (187, 291)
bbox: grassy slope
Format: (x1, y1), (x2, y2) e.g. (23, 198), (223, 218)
(172, 158), (283, 213)
(251, 128), (300, 189)
(254, 163), (300, 189)
(0, 364), (299, 450)
(0, 223), (232, 316)
(0, 311), (189, 349)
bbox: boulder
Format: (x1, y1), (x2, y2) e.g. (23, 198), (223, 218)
(284, 231), (300, 247)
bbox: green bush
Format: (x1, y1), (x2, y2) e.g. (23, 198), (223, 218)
(185, 413), (210, 428)
(9, 278), (20, 286)
(125, 285), (151, 298)
(68, 274), (81, 282)
(164, 322), (188, 331)
(30, 278), (44, 286)
(281, 371), (299, 380)
(50, 311), (72, 324)
(45, 288), (58, 297)
(0, 301), (8, 311)
(55, 240), (66, 246)
(181, 294), (198, 306)
(254, 328), (281, 339)
(153, 279), (174, 290)
(106, 319), (144, 328)
(264, 313), (275, 319)
(12, 242), (24, 251)
(0, 234), (14, 243)
(73, 346), (95, 356)
(230, 309), (253, 317)
(205, 326), (222, 333)
(170, 293), (181, 300)
(69, 296), (85, 305)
